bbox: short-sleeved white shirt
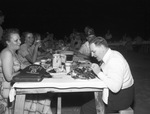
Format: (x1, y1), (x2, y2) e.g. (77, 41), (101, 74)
(79, 41), (91, 56)
(98, 48), (134, 104)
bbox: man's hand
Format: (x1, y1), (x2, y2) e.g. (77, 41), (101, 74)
(91, 63), (101, 75)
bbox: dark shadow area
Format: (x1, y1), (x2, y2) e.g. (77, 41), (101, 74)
(51, 92), (94, 108)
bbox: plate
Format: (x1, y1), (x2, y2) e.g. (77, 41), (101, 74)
(34, 62), (40, 65)
(50, 72), (67, 76)
(78, 60), (88, 63)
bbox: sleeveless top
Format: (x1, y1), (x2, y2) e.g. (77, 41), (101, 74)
(0, 49), (21, 99)
(17, 43), (33, 65)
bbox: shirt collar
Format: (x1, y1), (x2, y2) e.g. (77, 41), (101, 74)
(102, 48), (112, 64)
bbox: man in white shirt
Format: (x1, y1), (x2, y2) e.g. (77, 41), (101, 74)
(80, 36), (134, 114)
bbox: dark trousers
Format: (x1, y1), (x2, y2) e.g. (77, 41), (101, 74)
(80, 84), (134, 114)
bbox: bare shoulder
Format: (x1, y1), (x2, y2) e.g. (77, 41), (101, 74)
(0, 48), (12, 59)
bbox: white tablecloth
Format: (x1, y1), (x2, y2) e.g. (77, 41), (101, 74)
(9, 75), (107, 102)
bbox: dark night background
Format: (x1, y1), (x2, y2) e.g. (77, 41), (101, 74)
(1, 0), (150, 40)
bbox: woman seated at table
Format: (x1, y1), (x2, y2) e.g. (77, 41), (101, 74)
(17, 31), (39, 65)
(75, 27), (96, 60)
(33, 33), (52, 60)
(0, 28), (53, 114)
(70, 32), (82, 51)
(18, 32), (51, 65)
(42, 32), (55, 49)
(0, 28), (27, 114)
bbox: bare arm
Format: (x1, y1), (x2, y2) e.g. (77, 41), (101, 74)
(25, 42), (41, 64)
(1, 51), (17, 82)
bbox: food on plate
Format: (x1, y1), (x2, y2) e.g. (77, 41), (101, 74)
(71, 61), (91, 69)
(46, 67), (65, 73)
(69, 66), (97, 80)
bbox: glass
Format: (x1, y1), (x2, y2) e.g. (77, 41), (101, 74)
(61, 54), (66, 63)
(65, 62), (71, 73)
(52, 54), (61, 68)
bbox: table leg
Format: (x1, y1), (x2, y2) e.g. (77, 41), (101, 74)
(14, 94), (26, 114)
(94, 92), (105, 114)
(57, 94), (62, 114)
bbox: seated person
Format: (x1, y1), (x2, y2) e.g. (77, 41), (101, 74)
(17, 32), (39, 65)
(33, 33), (52, 60)
(18, 32), (50, 65)
(42, 33), (55, 49)
(77, 27), (96, 59)
(57, 40), (65, 50)
(70, 32), (82, 51)
(0, 28), (53, 114)
(80, 36), (134, 114)
(105, 30), (112, 42)
(0, 28), (27, 114)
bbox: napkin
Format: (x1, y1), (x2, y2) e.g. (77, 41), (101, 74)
(102, 88), (109, 104)
(9, 87), (16, 102)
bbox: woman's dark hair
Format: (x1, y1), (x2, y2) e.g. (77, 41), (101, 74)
(2, 28), (20, 46)
(21, 31), (33, 44)
(89, 36), (109, 48)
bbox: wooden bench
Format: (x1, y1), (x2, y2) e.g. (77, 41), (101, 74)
(109, 107), (134, 114)
(119, 107), (134, 114)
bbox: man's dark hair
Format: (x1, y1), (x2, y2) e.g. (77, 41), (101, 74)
(89, 36), (109, 48)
